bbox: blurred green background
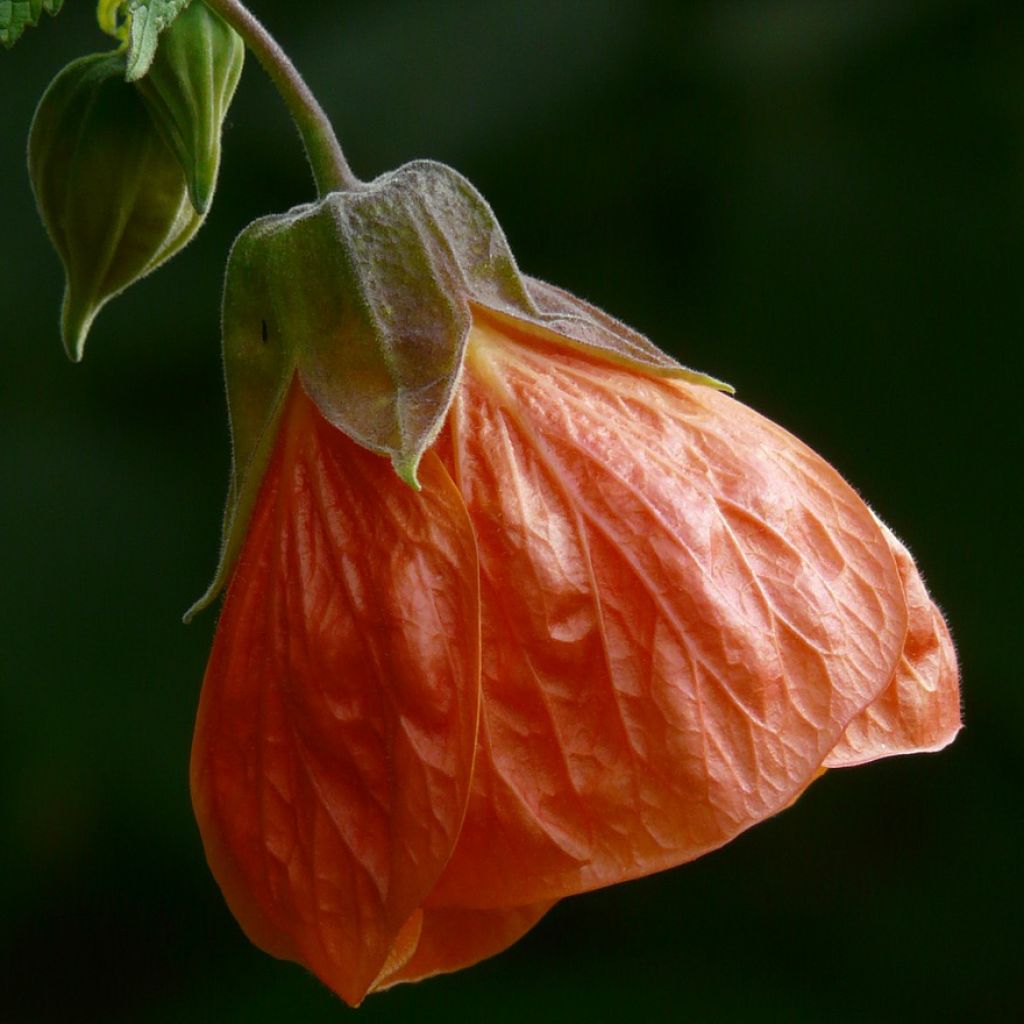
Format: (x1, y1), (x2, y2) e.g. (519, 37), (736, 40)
(1, 1), (1019, 1021)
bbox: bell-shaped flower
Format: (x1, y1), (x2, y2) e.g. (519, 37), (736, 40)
(189, 162), (960, 1006)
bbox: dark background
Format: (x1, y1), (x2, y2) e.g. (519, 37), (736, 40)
(1, 1), (1019, 1021)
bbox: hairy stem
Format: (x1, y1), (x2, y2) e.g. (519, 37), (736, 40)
(203, 0), (360, 194)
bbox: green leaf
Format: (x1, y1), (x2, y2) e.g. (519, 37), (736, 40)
(123, 0), (192, 81)
(0, 0), (64, 49)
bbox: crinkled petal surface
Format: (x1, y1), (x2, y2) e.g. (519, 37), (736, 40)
(191, 383), (481, 1006)
(827, 525), (960, 767)
(428, 312), (910, 909)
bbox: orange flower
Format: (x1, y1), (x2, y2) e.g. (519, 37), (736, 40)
(191, 299), (959, 1005)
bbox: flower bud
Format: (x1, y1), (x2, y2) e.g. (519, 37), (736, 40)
(28, 51), (202, 361)
(135, 1), (245, 214)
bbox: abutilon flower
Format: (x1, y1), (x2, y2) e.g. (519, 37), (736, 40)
(189, 162), (960, 1006)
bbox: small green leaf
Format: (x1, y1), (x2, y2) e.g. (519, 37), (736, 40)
(0, 0), (64, 49)
(123, 0), (192, 81)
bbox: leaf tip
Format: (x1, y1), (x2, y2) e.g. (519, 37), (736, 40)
(188, 174), (214, 216)
(183, 592), (212, 624)
(392, 453), (423, 491)
(184, 571), (227, 623)
(61, 296), (96, 363)
(683, 369), (735, 395)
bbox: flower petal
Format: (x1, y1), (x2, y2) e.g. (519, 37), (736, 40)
(370, 901), (556, 992)
(429, 313), (909, 908)
(191, 382), (481, 1005)
(825, 525), (960, 767)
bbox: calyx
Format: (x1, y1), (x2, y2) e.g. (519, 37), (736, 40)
(189, 159), (729, 616)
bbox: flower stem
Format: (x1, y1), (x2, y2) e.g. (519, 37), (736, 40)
(203, 0), (360, 195)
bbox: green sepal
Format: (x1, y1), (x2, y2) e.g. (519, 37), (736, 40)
(28, 51), (203, 360)
(228, 162), (530, 489)
(124, 0), (192, 81)
(184, 217), (294, 621)
(189, 160), (729, 615)
(135, 2), (244, 213)
(488, 276), (734, 394)
(0, 0), (64, 48)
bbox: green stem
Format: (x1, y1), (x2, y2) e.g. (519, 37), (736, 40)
(203, 0), (360, 195)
